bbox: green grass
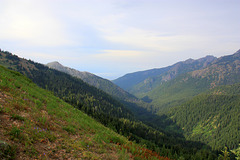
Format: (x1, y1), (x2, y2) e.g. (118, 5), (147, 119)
(11, 114), (25, 121)
(0, 65), (167, 159)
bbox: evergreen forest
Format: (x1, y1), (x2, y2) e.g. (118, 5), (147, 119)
(1, 49), (240, 159)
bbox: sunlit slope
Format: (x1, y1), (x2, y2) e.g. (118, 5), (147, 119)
(0, 50), (219, 159)
(0, 50), (184, 149)
(0, 65), (167, 159)
(0, 50), (134, 121)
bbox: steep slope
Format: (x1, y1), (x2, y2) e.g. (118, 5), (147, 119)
(113, 55), (216, 96)
(0, 50), (133, 120)
(0, 65), (167, 159)
(45, 61), (180, 133)
(46, 61), (138, 102)
(0, 50), (219, 159)
(191, 49), (240, 87)
(130, 56), (216, 97)
(168, 83), (240, 150)
(113, 66), (172, 91)
(139, 50), (240, 112)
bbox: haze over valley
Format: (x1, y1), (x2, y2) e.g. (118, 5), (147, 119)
(1, 0), (240, 159)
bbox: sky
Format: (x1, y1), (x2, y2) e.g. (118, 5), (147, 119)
(0, 0), (240, 80)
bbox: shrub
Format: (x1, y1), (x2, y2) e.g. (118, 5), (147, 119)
(62, 125), (76, 134)
(11, 114), (25, 121)
(9, 126), (21, 139)
(0, 140), (16, 159)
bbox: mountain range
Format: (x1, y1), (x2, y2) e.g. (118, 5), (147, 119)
(0, 64), (170, 160)
(113, 55), (216, 93)
(1, 49), (218, 159)
(113, 50), (240, 112)
(113, 49), (240, 150)
(46, 61), (138, 103)
(1, 48), (240, 159)
(45, 61), (177, 133)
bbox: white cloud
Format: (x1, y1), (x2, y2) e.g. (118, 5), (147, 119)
(0, 0), (74, 47)
(0, 0), (239, 79)
(95, 50), (142, 58)
(89, 49), (160, 70)
(101, 27), (207, 53)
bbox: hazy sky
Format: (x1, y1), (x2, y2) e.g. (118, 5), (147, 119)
(0, 0), (240, 80)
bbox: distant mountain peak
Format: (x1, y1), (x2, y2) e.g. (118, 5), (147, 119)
(46, 61), (94, 78)
(182, 55), (216, 64)
(46, 61), (65, 70)
(50, 61), (60, 64)
(47, 61), (92, 75)
(113, 54), (217, 92)
(47, 61), (63, 66)
(184, 58), (194, 64)
(45, 61), (138, 102)
(234, 49), (240, 56)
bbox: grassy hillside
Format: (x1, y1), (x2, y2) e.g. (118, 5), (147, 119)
(0, 65), (169, 159)
(0, 50), (221, 159)
(168, 84), (240, 150)
(0, 50), (134, 120)
(0, 50), (186, 140)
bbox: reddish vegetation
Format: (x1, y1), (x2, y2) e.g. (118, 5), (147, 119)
(115, 142), (170, 160)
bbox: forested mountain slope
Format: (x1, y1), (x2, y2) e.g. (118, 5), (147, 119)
(190, 49), (240, 87)
(113, 49), (240, 154)
(0, 65), (168, 159)
(168, 83), (240, 150)
(130, 56), (216, 97)
(46, 61), (138, 102)
(46, 61), (180, 134)
(137, 50), (240, 112)
(0, 49), (219, 159)
(0, 50), (133, 120)
(113, 55), (216, 96)
(113, 66), (172, 91)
